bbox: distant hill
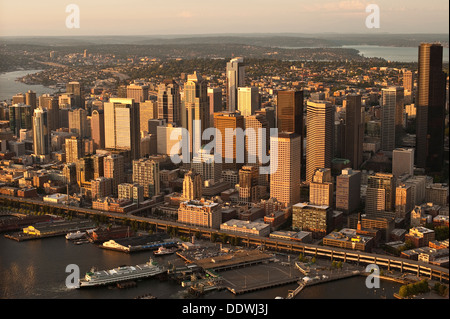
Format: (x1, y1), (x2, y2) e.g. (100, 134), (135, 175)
(1, 33), (448, 48)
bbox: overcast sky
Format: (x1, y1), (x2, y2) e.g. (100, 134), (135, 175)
(0, 0), (448, 36)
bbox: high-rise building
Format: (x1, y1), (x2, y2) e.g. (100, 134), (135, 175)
(118, 183), (144, 205)
(183, 72), (209, 157)
(191, 148), (222, 183)
(395, 184), (412, 218)
(32, 108), (50, 156)
(76, 156), (94, 187)
(182, 170), (203, 200)
(127, 83), (149, 103)
(343, 94), (364, 169)
(403, 70), (414, 92)
(336, 168), (361, 214)
(306, 101), (333, 182)
(226, 57), (245, 112)
(104, 154), (125, 196)
(309, 168), (333, 207)
(381, 87), (404, 151)
(276, 90), (303, 136)
(238, 87), (259, 117)
(66, 81), (83, 108)
(104, 98), (140, 160)
(132, 158), (160, 198)
(213, 111), (245, 170)
(68, 108), (89, 138)
(156, 123), (183, 156)
(208, 87), (223, 125)
(416, 43), (447, 172)
(244, 114), (270, 184)
(25, 90), (37, 110)
(270, 132), (301, 206)
(366, 173), (396, 214)
(91, 177), (113, 200)
(91, 110), (105, 150)
(238, 166), (260, 203)
(9, 103), (32, 137)
(65, 136), (84, 164)
(139, 100), (158, 132)
(157, 79), (181, 126)
(392, 148), (414, 179)
(39, 95), (59, 132)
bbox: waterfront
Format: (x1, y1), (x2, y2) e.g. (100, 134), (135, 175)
(0, 70), (57, 102)
(0, 235), (404, 299)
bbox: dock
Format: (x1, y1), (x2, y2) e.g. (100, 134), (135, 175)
(228, 276), (300, 295)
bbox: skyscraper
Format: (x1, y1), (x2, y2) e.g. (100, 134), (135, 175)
(32, 108), (50, 156)
(366, 173), (396, 214)
(104, 98), (140, 160)
(238, 87), (259, 117)
(309, 168), (333, 207)
(415, 43), (447, 172)
(127, 83), (149, 103)
(65, 136), (84, 164)
(276, 90), (303, 136)
(132, 158), (160, 198)
(183, 72), (209, 157)
(157, 79), (181, 126)
(392, 148), (414, 179)
(66, 81), (83, 108)
(226, 57), (245, 112)
(91, 110), (105, 150)
(213, 111), (245, 170)
(336, 168), (361, 214)
(270, 132), (301, 206)
(403, 70), (414, 92)
(381, 87), (404, 151)
(9, 103), (32, 137)
(208, 87), (223, 125)
(104, 154), (125, 196)
(343, 94), (364, 169)
(68, 108), (89, 138)
(139, 100), (158, 133)
(306, 101), (333, 183)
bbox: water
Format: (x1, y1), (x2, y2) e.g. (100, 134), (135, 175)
(0, 235), (402, 299)
(0, 70), (57, 102)
(341, 45), (450, 63)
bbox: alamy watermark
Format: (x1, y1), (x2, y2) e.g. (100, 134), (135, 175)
(365, 4), (380, 29)
(168, 121), (279, 175)
(66, 4), (80, 29)
(365, 264), (380, 289)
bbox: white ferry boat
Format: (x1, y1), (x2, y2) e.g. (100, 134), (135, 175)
(78, 259), (165, 288)
(65, 231), (86, 240)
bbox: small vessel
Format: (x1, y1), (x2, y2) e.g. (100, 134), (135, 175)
(65, 231), (86, 240)
(78, 259), (165, 288)
(153, 246), (178, 256)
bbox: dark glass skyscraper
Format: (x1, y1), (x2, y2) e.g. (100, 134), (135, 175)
(276, 90), (304, 177)
(415, 43), (447, 172)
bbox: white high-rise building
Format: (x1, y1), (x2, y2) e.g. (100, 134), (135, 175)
(238, 87), (259, 117)
(226, 57), (245, 112)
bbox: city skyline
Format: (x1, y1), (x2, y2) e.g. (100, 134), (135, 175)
(0, 0), (448, 37)
(0, 2), (448, 301)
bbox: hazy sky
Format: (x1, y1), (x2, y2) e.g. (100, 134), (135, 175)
(0, 0), (448, 36)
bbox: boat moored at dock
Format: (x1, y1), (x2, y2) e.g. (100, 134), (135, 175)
(78, 259), (165, 288)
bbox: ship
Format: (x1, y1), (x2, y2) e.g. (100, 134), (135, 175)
(153, 246), (178, 256)
(65, 231), (86, 240)
(78, 259), (165, 288)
